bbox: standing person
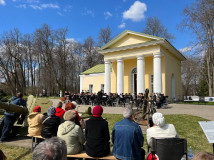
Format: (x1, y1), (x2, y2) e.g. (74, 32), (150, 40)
(85, 106), (110, 157)
(55, 102), (65, 119)
(1, 92), (26, 142)
(57, 110), (85, 155)
(112, 107), (145, 160)
(27, 106), (44, 136)
(41, 106), (60, 138)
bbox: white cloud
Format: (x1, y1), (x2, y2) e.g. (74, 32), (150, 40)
(179, 46), (192, 53)
(29, 3), (59, 10)
(0, 0), (6, 6)
(83, 9), (95, 17)
(104, 11), (112, 19)
(16, 4), (27, 8)
(57, 12), (64, 16)
(29, 4), (42, 10)
(123, 1), (147, 22)
(118, 22), (126, 29)
(40, 3), (59, 9)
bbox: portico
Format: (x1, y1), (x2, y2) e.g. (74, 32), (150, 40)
(80, 30), (186, 100)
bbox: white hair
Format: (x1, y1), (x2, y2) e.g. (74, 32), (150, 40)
(123, 107), (133, 118)
(152, 112), (165, 127)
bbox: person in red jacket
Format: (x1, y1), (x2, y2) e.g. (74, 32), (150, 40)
(55, 102), (65, 119)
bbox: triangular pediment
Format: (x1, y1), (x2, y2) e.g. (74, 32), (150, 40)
(99, 30), (163, 50)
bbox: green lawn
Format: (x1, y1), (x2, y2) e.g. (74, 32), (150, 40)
(0, 114), (212, 160)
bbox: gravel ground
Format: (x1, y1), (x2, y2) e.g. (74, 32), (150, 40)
(2, 99), (214, 148)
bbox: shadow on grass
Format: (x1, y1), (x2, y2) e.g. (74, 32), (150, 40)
(14, 150), (31, 160)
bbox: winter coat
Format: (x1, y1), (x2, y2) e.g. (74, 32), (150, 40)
(85, 116), (110, 157)
(57, 121), (85, 155)
(55, 108), (65, 119)
(41, 115), (60, 138)
(27, 112), (44, 136)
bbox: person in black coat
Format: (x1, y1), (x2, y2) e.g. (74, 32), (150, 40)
(85, 106), (110, 157)
(41, 106), (60, 138)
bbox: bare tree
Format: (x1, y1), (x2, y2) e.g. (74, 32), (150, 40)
(180, 0), (214, 96)
(143, 17), (175, 41)
(182, 55), (201, 96)
(97, 26), (112, 47)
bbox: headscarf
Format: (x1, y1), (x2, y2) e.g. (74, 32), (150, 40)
(65, 102), (75, 111)
(71, 101), (77, 107)
(63, 110), (76, 121)
(152, 112), (165, 127)
(47, 106), (56, 117)
(33, 106), (41, 112)
(92, 106), (103, 117)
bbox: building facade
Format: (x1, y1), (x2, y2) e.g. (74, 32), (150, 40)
(80, 30), (186, 100)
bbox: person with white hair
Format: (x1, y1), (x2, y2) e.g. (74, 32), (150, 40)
(32, 137), (67, 160)
(112, 107), (145, 160)
(146, 112), (179, 147)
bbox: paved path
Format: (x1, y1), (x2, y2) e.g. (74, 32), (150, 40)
(2, 100), (214, 149)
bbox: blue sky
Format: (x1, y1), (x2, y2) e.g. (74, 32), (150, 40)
(0, 0), (195, 51)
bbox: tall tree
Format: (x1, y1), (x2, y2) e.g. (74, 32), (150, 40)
(143, 17), (175, 41)
(180, 0), (214, 96)
(97, 26), (112, 47)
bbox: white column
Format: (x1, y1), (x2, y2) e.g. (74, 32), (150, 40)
(153, 52), (162, 93)
(104, 60), (111, 94)
(117, 59), (124, 94)
(79, 76), (83, 93)
(137, 56), (145, 94)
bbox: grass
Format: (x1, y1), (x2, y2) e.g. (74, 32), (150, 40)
(176, 101), (214, 105)
(0, 114), (212, 160)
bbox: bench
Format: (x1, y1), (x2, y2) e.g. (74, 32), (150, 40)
(184, 96), (201, 104)
(27, 135), (44, 151)
(67, 151), (117, 160)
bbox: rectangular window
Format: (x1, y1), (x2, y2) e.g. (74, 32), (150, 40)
(150, 75), (154, 93)
(101, 84), (104, 91)
(89, 84), (93, 93)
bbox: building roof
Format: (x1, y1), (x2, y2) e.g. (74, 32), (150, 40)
(81, 64), (112, 75)
(98, 30), (186, 61)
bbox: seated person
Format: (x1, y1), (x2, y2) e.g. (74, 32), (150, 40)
(193, 151), (214, 160)
(57, 110), (85, 155)
(85, 106), (110, 157)
(146, 112), (179, 147)
(112, 107), (145, 160)
(27, 106), (44, 136)
(60, 101), (81, 126)
(55, 102), (65, 119)
(32, 137), (67, 160)
(41, 106), (60, 138)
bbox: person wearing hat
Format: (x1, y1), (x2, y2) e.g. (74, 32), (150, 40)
(57, 110), (85, 155)
(27, 106), (44, 136)
(146, 112), (179, 147)
(60, 102), (81, 127)
(55, 102), (65, 119)
(41, 106), (60, 138)
(85, 106), (110, 157)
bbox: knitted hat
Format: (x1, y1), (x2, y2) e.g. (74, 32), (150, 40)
(33, 106), (41, 112)
(152, 112), (165, 127)
(63, 110), (76, 121)
(47, 106), (56, 116)
(92, 106), (103, 117)
(65, 102), (75, 111)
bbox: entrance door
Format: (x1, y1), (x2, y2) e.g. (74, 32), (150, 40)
(134, 74), (137, 93)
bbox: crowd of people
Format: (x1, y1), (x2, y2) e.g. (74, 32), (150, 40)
(64, 90), (168, 109)
(1, 92), (214, 160)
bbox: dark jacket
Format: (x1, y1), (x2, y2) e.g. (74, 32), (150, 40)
(41, 115), (60, 138)
(85, 116), (110, 157)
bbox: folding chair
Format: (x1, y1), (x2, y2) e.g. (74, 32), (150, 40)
(149, 138), (187, 160)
